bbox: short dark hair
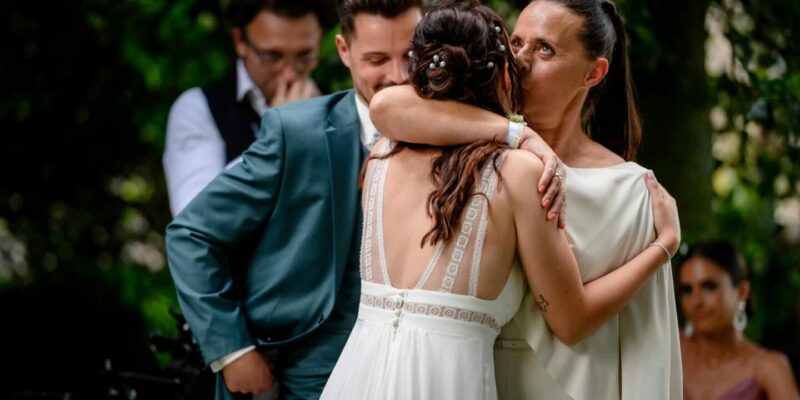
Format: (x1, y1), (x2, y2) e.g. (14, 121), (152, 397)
(227, 0), (338, 31)
(339, 0), (425, 39)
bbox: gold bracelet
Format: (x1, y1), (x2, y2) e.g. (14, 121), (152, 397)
(649, 242), (672, 262)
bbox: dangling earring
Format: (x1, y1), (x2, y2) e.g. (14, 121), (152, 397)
(683, 322), (694, 338)
(733, 300), (747, 333)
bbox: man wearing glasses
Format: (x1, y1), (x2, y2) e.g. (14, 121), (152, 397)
(164, 0), (335, 216)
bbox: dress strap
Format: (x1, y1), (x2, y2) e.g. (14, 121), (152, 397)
(413, 242), (446, 289)
(439, 153), (502, 294)
(360, 140), (393, 283)
(375, 143), (393, 286)
(468, 151), (508, 296)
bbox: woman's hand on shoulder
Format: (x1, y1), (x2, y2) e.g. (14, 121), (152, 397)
(518, 127), (567, 228)
(503, 150), (550, 223)
(644, 171), (680, 255)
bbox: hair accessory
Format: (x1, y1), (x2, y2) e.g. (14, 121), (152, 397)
(734, 300), (748, 332)
(429, 53), (445, 70)
(487, 61), (495, 68)
(408, 50), (414, 58)
(499, 44), (506, 52)
(684, 322), (694, 337)
(494, 25), (501, 33)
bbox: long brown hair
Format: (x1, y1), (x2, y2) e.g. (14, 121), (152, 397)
(362, 0), (523, 247)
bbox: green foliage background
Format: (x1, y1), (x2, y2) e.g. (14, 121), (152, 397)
(1, 0), (798, 384)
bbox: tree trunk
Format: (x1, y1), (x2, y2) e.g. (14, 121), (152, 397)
(624, 0), (715, 239)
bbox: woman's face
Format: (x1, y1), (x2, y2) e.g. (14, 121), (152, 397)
(679, 256), (746, 335)
(510, 1), (602, 127)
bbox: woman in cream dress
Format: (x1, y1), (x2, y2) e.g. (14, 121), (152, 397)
(370, 0), (682, 399)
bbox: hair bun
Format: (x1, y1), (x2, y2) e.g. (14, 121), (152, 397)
(439, 44), (470, 74)
(410, 2), (521, 112)
(419, 44), (471, 99)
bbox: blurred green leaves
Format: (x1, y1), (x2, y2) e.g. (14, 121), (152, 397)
(704, 0), (800, 342)
(0, 0), (797, 360)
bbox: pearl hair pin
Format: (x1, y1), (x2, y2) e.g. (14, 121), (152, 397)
(429, 54), (446, 69)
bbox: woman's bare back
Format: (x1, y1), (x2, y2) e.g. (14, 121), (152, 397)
(375, 142), (536, 300)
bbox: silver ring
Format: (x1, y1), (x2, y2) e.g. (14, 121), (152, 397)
(554, 171), (563, 181)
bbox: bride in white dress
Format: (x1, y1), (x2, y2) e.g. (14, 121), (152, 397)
(321, 2), (680, 399)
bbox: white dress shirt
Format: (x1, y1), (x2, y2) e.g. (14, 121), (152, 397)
(208, 91), (380, 373)
(163, 59), (267, 216)
(355, 94), (381, 148)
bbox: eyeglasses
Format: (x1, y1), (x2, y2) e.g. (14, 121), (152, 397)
(243, 37), (318, 71)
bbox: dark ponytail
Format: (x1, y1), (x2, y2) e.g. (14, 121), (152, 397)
(549, 0), (641, 160)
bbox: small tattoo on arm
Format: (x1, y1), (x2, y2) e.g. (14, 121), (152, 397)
(536, 294), (550, 313)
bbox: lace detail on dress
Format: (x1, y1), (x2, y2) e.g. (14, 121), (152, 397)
(360, 141), (392, 283)
(361, 143), (508, 299)
(414, 243), (445, 289)
(361, 293), (501, 331)
(440, 159), (496, 294)
(375, 151), (392, 286)
(360, 156), (380, 282)
(468, 153), (507, 296)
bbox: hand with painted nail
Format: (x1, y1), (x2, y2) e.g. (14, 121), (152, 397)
(644, 171), (680, 255)
(518, 127), (567, 229)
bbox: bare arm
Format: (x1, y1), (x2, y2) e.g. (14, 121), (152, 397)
(371, 85), (568, 227)
(370, 85), (507, 145)
(506, 151), (680, 345)
(757, 351), (800, 400)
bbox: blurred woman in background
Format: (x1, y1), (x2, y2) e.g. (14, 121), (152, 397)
(679, 240), (799, 399)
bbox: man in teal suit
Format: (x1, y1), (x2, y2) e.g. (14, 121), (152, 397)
(166, 1), (424, 398)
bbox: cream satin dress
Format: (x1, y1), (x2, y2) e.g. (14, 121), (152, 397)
(494, 162), (682, 400)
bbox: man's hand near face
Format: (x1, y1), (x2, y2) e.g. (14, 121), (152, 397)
(222, 350), (275, 394)
(270, 78), (320, 107)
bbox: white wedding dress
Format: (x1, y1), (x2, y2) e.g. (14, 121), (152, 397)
(493, 162), (682, 400)
(321, 145), (524, 400)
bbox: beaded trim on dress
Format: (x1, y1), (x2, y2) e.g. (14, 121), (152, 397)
(360, 293), (501, 331)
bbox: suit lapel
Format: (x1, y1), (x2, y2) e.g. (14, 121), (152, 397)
(324, 91), (362, 276)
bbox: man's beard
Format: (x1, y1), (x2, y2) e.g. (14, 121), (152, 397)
(357, 81), (405, 105)
(374, 81), (401, 93)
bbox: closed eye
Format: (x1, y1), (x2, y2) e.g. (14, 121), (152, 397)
(363, 54), (389, 66)
(510, 37), (524, 51)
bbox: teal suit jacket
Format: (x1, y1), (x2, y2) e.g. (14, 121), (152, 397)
(166, 90), (363, 367)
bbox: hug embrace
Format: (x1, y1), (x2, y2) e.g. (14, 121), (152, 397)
(166, 0), (683, 399)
